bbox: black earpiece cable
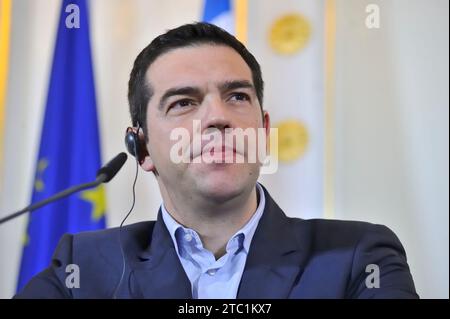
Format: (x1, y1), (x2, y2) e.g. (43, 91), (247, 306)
(112, 125), (140, 299)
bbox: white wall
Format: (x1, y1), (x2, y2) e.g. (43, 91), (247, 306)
(0, 0), (448, 298)
(334, 0), (449, 298)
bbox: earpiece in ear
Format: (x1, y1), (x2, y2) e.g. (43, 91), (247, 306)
(125, 127), (139, 158)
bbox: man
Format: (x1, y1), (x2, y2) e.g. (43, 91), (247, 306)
(15, 23), (418, 299)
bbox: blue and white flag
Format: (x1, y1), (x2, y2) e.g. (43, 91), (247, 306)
(202, 0), (234, 34)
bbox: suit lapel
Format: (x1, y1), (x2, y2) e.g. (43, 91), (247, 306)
(238, 186), (310, 298)
(130, 210), (192, 299)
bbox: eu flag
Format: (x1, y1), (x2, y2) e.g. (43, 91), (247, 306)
(17, 0), (106, 291)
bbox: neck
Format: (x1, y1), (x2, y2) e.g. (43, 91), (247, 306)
(160, 183), (258, 258)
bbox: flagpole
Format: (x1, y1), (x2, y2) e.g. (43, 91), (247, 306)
(0, 0), (12, 188)
(324, 0), (336, 219)
(234, 0), (247, 44)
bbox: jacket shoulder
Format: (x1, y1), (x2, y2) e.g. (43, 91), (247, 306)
(285, 218), (417, 298)
(15, 221), (156, 299)
(68, 221), (156, 272)
(288, 217), (400, 248)
(72, 221), (155, 254)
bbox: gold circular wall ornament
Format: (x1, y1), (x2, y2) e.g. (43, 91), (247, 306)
(276, 120), (309, 162)
(269, 13), (312, 55)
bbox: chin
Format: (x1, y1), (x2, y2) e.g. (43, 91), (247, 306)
(192, 164), (259, 202)
(198, 176), (241, 201)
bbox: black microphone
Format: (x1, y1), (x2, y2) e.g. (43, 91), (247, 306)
(0, 152), (128, 225)
(96, 152), (128, 183)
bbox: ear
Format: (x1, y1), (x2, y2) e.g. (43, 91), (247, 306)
(126, 127), (155, 173)
(136, 128), (156, 173)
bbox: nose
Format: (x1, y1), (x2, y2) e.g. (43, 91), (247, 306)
(200, 95), (232, 133)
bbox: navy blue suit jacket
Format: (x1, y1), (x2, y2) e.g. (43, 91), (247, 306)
(15, 186), (418, 299)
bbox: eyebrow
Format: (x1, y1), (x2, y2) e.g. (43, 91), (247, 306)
(158, 80), (256, 110)
(218, 80), (255, 93)
(158, 86), (202, 110)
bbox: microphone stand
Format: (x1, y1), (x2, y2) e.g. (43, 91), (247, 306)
(0, 152), (127, 226)
(0, 174), (107, 225)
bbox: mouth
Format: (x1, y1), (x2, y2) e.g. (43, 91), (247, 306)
(200, 145), (239, 163)
(180, 141), (245, 164)
(207, 145), (236, 155)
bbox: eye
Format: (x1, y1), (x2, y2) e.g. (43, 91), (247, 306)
(169, 99), (197, 111)
(229, 92), (250, 103)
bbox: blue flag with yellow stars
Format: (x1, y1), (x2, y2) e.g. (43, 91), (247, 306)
(16, 0), (106, 291)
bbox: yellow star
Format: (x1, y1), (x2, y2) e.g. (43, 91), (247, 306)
(34, 158), (49, 192)
(22, 232), (30, 246)
(80, 185), (106, 221)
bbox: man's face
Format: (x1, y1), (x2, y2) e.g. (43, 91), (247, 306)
(141, 44), (269, 202)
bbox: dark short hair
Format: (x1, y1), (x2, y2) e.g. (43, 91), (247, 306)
(128, 22), (264, 139)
